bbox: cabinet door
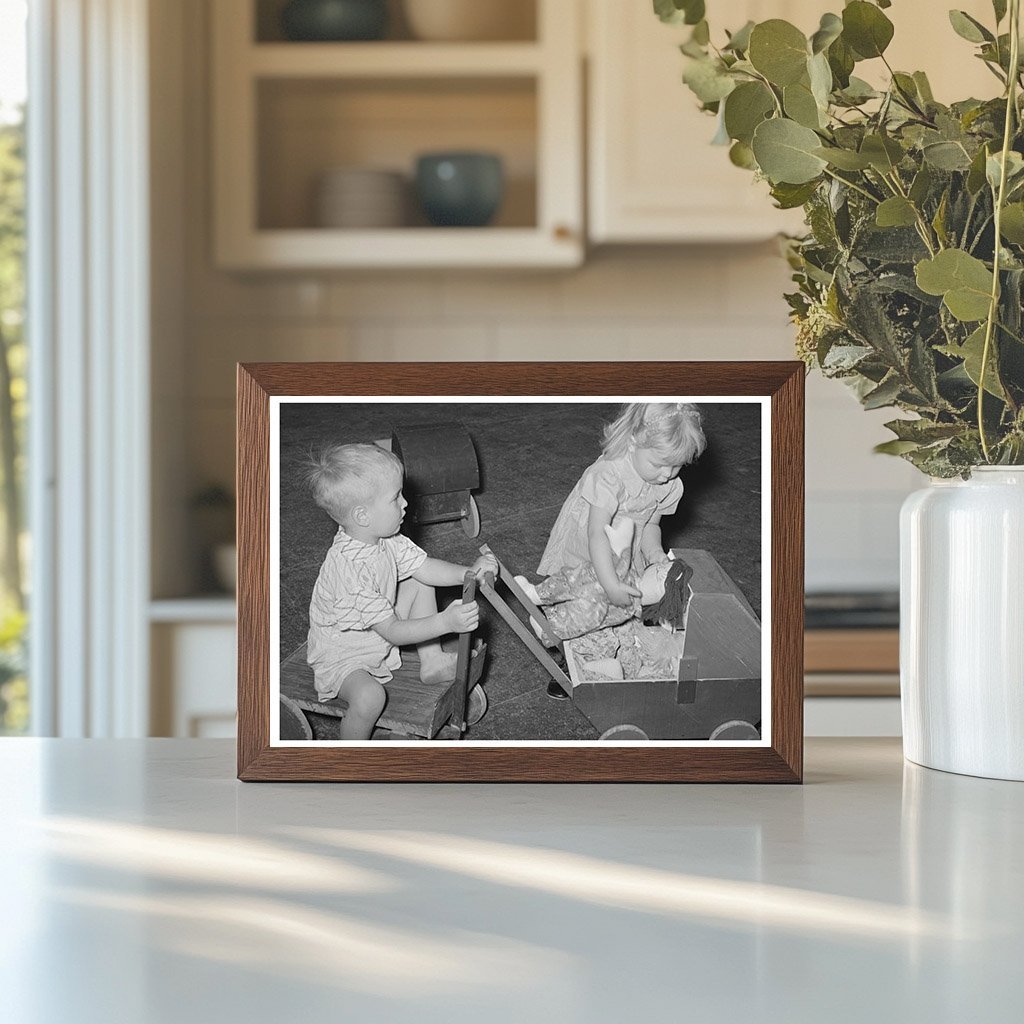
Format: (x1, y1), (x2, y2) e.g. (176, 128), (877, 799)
(587, 0), (807, 242)
(588, 0), (1000, 244)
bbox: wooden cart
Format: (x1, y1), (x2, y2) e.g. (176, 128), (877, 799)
(476, 545), (762, 741)
(278, 574), (488, 741)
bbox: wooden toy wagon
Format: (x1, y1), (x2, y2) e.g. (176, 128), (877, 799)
(477, 545), (762, 741)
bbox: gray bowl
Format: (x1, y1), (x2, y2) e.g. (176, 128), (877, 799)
(415, 152), (504, 227)
(280, 0), (388, 42)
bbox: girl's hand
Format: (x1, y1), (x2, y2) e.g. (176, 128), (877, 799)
(443, 599), (479, 634)
(605, 581), (642, 608)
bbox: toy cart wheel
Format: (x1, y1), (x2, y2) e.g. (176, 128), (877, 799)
(709, 720), (760, 741)
(466, 683), (487, 725)
(598, 724), (649, 741)
(279, 695), (312, 741)
(462, 494), (481, 538)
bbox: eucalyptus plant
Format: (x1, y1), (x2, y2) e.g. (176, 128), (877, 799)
(657, 0), (1024, 476)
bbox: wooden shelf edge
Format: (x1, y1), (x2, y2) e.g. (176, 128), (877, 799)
(249, 42), (543, 78)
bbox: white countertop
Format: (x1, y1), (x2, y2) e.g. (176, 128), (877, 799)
(1, 738), (1020, 1023)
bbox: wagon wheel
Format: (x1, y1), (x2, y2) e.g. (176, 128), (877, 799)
(709, 720), (760, 741)
(462, 494), (481, 538)
(598, 724), (649, 741)
(279, 695), (313, 741)
(466, 683), (487, 725)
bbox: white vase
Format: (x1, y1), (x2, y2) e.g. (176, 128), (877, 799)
(900, 467), (1024, 781)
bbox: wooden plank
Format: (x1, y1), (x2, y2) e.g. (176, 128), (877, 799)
(451, 573), (477, 734)
(278, 642), (460, 738)
(477, 577), (574, 696)
(684, 593), (762, 681)
(481, 543), (563, 649)
(804, 629), (899, 673)
(670, 547), (757, 619)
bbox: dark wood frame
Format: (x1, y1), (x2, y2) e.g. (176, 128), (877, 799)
(237, 362), (804, 782)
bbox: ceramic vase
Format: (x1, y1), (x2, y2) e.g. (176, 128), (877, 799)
(900, 467), (1024, 781)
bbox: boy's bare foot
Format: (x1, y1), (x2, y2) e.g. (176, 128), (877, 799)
(419, 650), (460, 684)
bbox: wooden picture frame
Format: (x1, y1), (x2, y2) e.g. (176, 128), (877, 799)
(237, 362), (804, 782)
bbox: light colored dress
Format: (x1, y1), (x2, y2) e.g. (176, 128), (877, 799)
(306, 527), (427, 700)
(538, 455), (683, 576)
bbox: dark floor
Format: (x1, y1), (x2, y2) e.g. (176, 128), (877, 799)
(278, 401), (762, 740)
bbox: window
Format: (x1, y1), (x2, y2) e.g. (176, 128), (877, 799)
(0, 0), (28, 734)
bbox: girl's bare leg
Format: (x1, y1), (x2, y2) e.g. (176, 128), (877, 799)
(396, 578), (459, 683)
(337, 670), (386, 740)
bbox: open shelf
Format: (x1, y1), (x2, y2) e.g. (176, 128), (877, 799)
(257, 77), (537, 232)
(213, 0), (581, 268)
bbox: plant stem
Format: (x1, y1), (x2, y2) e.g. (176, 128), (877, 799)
(884, 170), (938, 255)
(979, 0), (1021, 462)
(822, 167), (880, 205)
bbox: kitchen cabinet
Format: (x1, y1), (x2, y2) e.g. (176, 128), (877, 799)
(586, 0), (999, 244)
(587, 0), (810, 243)
(211, 0), (583, 268)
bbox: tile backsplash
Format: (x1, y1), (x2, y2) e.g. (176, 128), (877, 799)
(179, 246), (916, 593)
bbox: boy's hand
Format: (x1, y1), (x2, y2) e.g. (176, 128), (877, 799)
(605, 582), (642, 608)
(470, 552), (499, 580)
(443, 599), (479, 634)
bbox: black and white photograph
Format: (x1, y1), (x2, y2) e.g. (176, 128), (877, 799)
(271, 397), (769, 745)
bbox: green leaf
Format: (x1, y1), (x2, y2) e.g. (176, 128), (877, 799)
(876, 197), (918, 228)
(784, 80), (824, 129)
(922, 140), (973, 171)
(808, 51), (833, 109)
(813, 146), (872, 170)
(874, 439), (922, 455)
(723, 81), (776, 145)
(932, 190), (950, 247)
(862, 374), (903, 409)
(751, 118), (828, 184)
(948, 10), (994, 44)
(842, 1), (895, 59)
(912, 71), (935, 104)
(915, 249), (994, 322)
(1000, 203), (1024, 245)
(810, 12), (843, 54)
(827, 35), (856, 89)
(653, 0), (705, 26)
(723, 20), (755, 53)
(993, 0), (1008, 24)
(986, 150), (1024, 191)
(692, 19), (710, 45)
(967, 144), (991, 194)
(941, 325), (1006, 398)
(770, 180), (820, 209)
(909, 164), (933, 205)
(682, 57), (736, 104)
(748, 20), (809, 87)
(884, 418), (963, 443)
(860, 133), (904, 173)
(729, 140), (757, 169)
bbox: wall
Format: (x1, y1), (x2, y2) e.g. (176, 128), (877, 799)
(153, 0), (920, 598)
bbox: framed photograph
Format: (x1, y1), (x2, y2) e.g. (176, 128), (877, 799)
(237, 362), (804, 782)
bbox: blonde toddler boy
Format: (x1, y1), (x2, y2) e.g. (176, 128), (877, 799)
(305, 443), (496, 739)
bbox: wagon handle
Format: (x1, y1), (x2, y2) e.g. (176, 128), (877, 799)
(451, 570), (477, 733)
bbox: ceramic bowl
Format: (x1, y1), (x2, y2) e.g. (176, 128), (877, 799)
(281, 0), (388, 42)
(414, 152), (504, 227)
(402, 0), (534, 42)
(315, 168), (407, 228)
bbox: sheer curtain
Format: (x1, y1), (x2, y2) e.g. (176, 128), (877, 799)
(29, 0), (150, 736)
